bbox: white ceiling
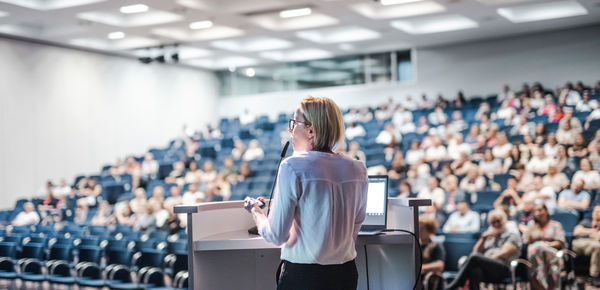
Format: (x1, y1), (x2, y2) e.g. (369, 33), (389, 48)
(0, 0), (599, 70)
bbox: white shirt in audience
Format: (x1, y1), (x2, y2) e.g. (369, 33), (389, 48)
(243, 148), (264, 161)
(526, 156), (553, 174)
(182, 191), (205, 204)
(12, 211), (40, 226)
(523, 187), (556, 213)
(443, 210), (480, 233)
(448, 143), (471, 160)
(417, 187), (445, 209)
(572, 170), (600, 189)
(345, 125), (366, 140)
(426, 145), (447, 161)
(492, 143), (512, 159)
(544, 143), (559, 158)
(406, 149), (425, 165)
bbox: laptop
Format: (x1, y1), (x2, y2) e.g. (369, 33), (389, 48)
(358, 175), (389, 236)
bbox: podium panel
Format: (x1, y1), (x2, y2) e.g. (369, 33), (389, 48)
(175, 198), (431, 290)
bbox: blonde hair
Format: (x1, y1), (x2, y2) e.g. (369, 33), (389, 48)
(300, 96), (345, 152)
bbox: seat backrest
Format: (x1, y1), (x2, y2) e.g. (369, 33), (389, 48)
(49, 244), (72, 262)
(107, 248), (131, 266)
(136, 249), (164, 268)
(2, 235), (23, 246)
(20, 243), (45, 260)
(78, 246), (102, 264)
(172, 253), (188, 276)
(79, 237), (100, 247)
(551, 212), (579, 233)
(443, 238), (477, 272)
(0, 242), (17, 258)
(167, 241), (187, 254)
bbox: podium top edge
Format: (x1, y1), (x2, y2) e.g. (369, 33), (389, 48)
(388, 198), (432, 207)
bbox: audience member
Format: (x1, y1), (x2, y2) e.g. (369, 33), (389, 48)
(443, 201), (480, 233)
(442, 175), (467, 214)
(243, 140), (264, 161)
(345, 122), (366, 140)
(446, 209), (521, 290)
(375, 123), (400, 146)
(557, 179), (591, 211)
(573, 158), (600, 190)
(523, 203), (566, 290)
(572, 205), (600, 286)
(523, 176), (557, 213)
(419, 217), (445, 289)
(447, 133), (471, 161)
(542, 162), (569, 192)
(91, 201), (114, 226)
(199, 161), (218, 184)
(417, 177), (445, 209)
(12, 202), (40, 226)
(346, 141), (366, 163)
(406, 140), (425, 165)
(493, 176), (522, 213)
(182, 183), (204, 204)
(479, 149), (502, 178)
(140, 153), (159, 181)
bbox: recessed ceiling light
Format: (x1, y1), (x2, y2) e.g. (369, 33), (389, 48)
(496, 0), (587, 23)
(107, 31), (125, 40)
(352, 1), (445, 19)
(189, 20), (213, 30)
(260, 48), (333, 62)
(211, 37), (293, 52)
(279, 8), (312, 18)
(339, 43), (354, 51)
(245, 68), (256, 77)
(120, 4), (149, 14)
(296, 26), (380, 43)
(380, 0), (423, 6)
(391, 14), (478, 34)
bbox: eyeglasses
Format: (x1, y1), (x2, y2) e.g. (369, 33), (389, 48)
(490, 219), (502, 225)
(289, 119), (310, 131)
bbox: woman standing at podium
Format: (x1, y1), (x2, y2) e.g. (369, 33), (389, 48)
(246, 96), (369, 290)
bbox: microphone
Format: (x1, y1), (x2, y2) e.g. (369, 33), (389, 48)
(248, 141), (290, 235)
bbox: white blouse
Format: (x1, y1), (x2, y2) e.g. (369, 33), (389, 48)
(258, 151), (368, 265)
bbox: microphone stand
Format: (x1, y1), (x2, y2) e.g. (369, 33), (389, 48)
(248, 141), (290, 235)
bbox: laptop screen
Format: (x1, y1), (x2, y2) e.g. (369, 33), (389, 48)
(362, 175), (388, 229)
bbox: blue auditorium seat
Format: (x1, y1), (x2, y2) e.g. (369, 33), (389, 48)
(551, 211), (579, 234)
(443, 238), (478, 280)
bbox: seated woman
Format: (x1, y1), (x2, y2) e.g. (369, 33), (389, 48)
(419, 217), (445, 289)
(479, 149), (502, 178)
(459, 167), (485, 202)
(493, 176), (522, 214)
(115, 204), (135, 226)
(523, 203), (566, 290)
(91, 201), (114, 226)
(446, 209), (522, 290)
(387, 152), (408, 180)
(567, 133), (589, 157)
(572, 158), (600, 190)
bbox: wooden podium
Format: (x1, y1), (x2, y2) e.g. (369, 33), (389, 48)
(175, 197), (431, 290)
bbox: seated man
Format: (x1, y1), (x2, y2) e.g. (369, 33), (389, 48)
(572, 205), (600, 286)
(12, 202), (40, 226)
(557, 179), (591, 211)
(419, 217), (445, 289)
(446, 209), (522, 290)
(443, 201), (480, 233)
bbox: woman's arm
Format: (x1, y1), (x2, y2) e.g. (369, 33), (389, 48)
(253, 163), (299, 246)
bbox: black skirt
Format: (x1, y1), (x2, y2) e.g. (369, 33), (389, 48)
(276, 259), (358, 290)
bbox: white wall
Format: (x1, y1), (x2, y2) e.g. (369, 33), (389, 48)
(0, 38), (218, 208)
(218, 24), (600, 119)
